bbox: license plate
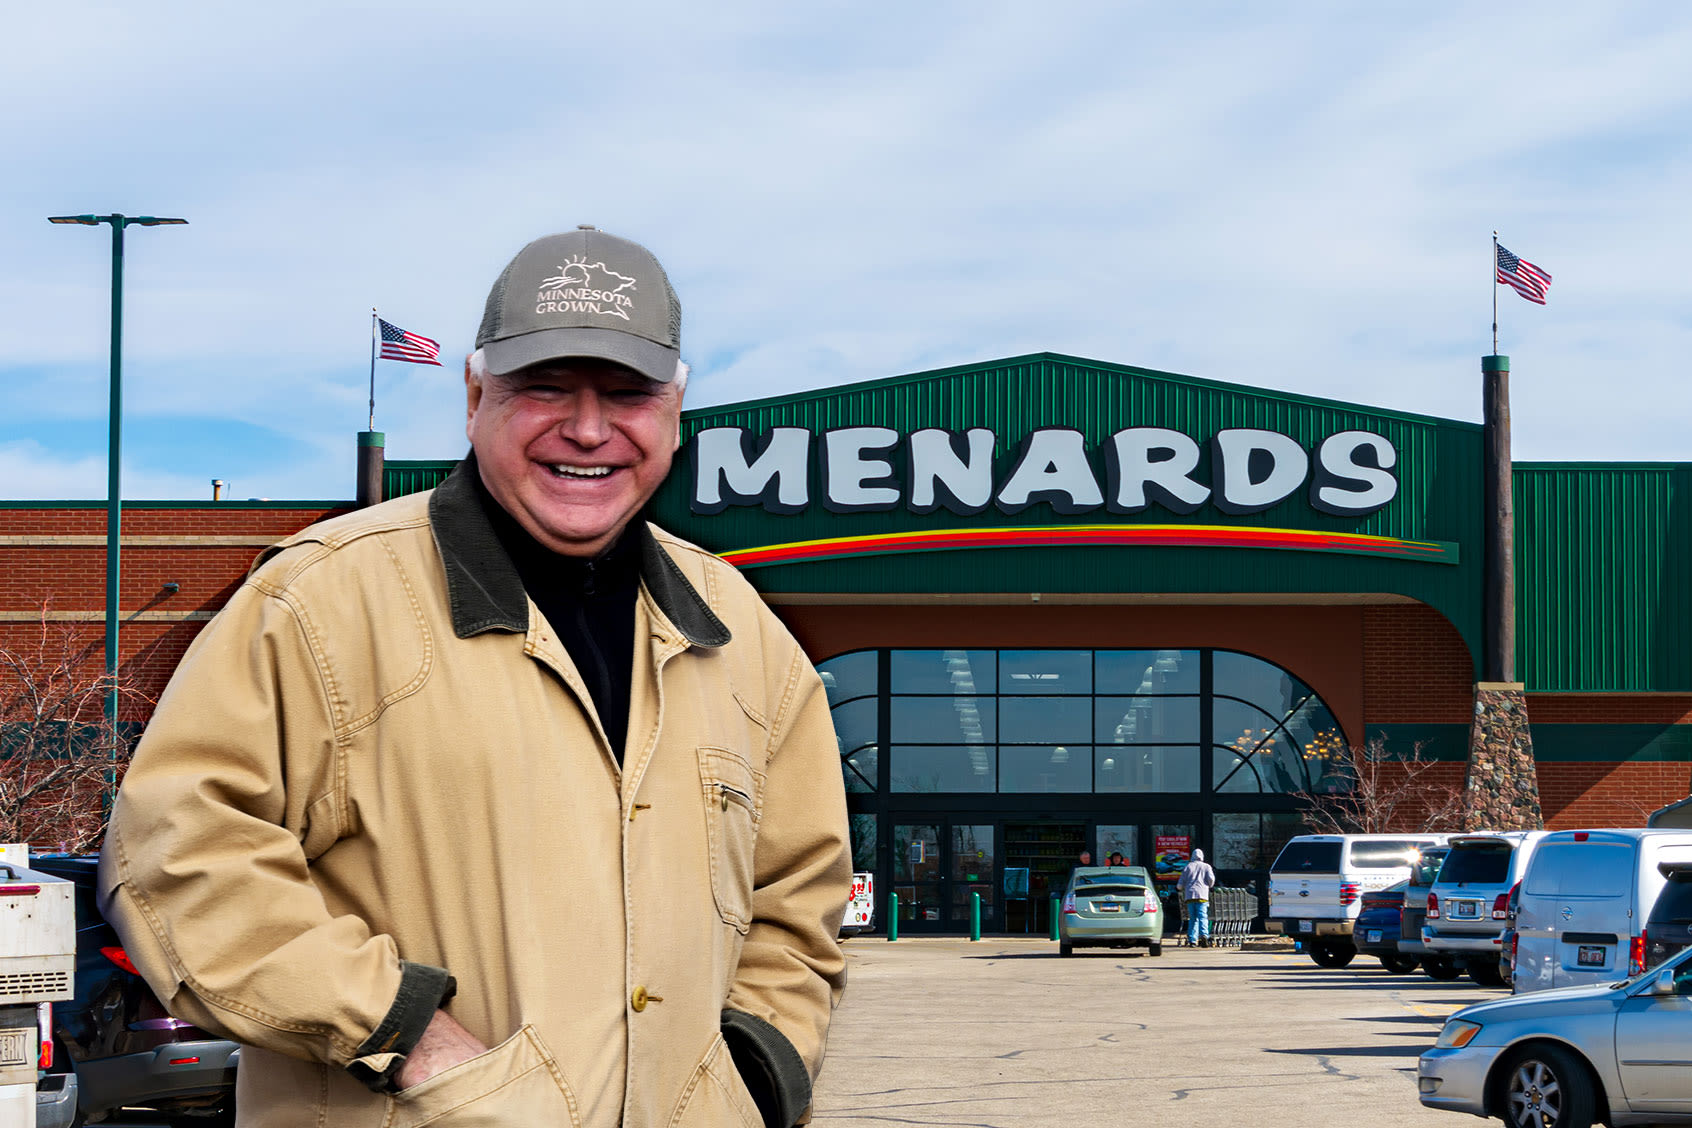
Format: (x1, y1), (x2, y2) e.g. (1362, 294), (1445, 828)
(0, 1030), (27, 1068)
(1452, 902), (1479, 920)
(1577, 945), (1607, 967)
(1096, 903), (1121, 913)
(1366, 930), (1382, 944)
(1298, 920), (1313, 933)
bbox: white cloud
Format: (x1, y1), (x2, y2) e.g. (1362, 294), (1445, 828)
(4, 2), (1692, 498)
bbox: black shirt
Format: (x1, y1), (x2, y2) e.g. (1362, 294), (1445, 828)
(472, 472), (639, 764)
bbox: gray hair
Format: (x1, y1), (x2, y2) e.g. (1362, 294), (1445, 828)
(467, 348), (688, 395)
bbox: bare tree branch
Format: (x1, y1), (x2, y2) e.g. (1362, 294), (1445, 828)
(0, 600), (156, 853)
(1290, 738), (1470, 835)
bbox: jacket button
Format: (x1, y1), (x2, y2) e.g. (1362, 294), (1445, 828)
(631, 985), (662, 1011)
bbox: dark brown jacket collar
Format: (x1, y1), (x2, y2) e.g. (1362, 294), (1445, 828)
(427, 456), (730, 648)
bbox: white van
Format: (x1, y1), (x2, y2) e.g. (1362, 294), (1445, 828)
(1266, 833), (1447, 967)
(1511, 828), (1692, 994)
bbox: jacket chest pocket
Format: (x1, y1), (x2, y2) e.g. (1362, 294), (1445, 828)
(699, 747), (764, 933)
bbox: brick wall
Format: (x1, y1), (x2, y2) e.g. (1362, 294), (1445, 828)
(1362, 603), (1474, 724)
(1, 506), (341, 707)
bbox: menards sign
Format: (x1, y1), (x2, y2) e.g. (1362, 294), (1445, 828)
(686, 424), (1458, 568)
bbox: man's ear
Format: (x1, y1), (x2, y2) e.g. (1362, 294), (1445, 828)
(464, 356), (482, 441)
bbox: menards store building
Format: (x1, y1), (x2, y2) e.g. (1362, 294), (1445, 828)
(3, 353), (1689, 933)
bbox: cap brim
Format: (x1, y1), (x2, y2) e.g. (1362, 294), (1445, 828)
(481, 326), (680, 383)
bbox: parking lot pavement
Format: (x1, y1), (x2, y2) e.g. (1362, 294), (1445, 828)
(813, 937), (1508, 1128)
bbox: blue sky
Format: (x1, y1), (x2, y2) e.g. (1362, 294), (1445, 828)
(3, 3), (1690, 500)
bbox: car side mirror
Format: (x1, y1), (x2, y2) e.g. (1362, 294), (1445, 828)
(1649, 970), (1676, 997)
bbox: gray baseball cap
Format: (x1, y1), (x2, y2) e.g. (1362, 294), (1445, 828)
(475, 226), (682, 382)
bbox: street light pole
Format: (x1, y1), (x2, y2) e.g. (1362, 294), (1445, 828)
(47, 213), (186, 773)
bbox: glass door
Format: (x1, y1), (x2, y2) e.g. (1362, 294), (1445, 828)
(893, 824), (943, 930)
(1003, 822), (1086, 934)
(951, 824), (996, 931)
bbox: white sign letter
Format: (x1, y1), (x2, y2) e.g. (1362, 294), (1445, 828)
(690, 427), (811, 515)
(995, 428), (1104, 514)
(908, 428), (995, 514)
(1105, 428), (1210, 514)
(1312, 431), (1399, 516)
(823, 427), (902, 513)
(1211, 429), (1309, 515)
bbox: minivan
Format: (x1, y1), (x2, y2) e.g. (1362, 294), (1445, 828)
(1512, 827), (1692, 994)
(1266, 833), (1447, 968)
(1644, 863), (1692, 967)
(1422, 830), (1547, 986)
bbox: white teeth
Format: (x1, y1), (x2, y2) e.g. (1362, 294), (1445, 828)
(550, 464), (613, 478)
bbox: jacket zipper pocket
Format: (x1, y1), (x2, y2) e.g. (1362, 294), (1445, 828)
(718, 783), (755, 814)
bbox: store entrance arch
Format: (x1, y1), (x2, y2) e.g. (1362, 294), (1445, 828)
(823, 647), (1346, 934)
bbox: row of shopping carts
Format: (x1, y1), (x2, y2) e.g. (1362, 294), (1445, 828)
(1172, 886), (1257, 948)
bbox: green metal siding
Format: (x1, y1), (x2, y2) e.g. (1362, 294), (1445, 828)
(384, 460), (457, 501)
(1513, 463), (1692, 692)
(650, 353), (1486, 664)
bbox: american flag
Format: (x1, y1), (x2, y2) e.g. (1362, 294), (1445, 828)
(378, 318), (442, 365)
(1496, 244), (1552, 305)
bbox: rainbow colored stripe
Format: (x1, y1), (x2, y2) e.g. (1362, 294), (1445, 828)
(717, 524), (1458, 569)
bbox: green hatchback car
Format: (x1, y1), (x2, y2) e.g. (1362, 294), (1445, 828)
(1058, 866), (1165, 957)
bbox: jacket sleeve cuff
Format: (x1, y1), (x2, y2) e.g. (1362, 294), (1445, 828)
(720, 1008), (811, 1128)
(346, 961), (457, 1092)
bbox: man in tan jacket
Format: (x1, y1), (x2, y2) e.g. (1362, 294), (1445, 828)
(99, 227), (852, 1127)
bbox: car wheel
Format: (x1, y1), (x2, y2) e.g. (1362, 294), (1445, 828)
(1309, 941), (1355, 968)
(1059, 941), (1073, 957)
(1469, 959), (1506, 987)
(1498, 1043), (1595, 1128)
(1422, 955), (1463, 981)
(1149, 943), (1163, 957)
(1380, 953), (1420, 974)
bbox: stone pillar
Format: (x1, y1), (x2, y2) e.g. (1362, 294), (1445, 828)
(1461, 682), (1544, 831)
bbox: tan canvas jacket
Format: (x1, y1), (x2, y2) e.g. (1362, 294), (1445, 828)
(98, 462), (852, 1128)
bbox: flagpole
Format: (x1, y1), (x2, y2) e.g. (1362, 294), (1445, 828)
(367, 309), (377, 432)
(1491, 232), (1499, 355)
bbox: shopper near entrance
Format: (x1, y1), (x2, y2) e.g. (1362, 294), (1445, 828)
(1178, 849), (1218, 947)
(98, 227), (853, 1128)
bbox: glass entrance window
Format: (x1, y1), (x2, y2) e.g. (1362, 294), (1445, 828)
(816, 647), (1346, 798)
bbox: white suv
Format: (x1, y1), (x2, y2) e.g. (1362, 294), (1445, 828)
(1421, 830), (1548, 986)
(1266, 834), (1448, 967)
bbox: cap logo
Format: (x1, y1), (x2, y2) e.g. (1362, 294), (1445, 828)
(535, 256), (637, 321)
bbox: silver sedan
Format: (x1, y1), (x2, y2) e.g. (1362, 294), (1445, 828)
(1419, 945), (1692, 1127)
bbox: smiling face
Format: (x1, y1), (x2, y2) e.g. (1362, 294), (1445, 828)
(466, 356), (684, 557)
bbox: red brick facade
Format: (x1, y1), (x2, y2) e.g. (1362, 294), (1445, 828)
(5, 505), (1689, 833)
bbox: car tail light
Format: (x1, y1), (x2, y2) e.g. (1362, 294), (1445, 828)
(101, 946), (140, 975)
(1510, 933), (1519, 962)
(1631, 934), (1647, 975)
(36, 1003), (50, 1070)
(1339, 882), (1361, 907)
(1427, 892), (1440, 920)
(1143, 892), (1158, 914)
(1062, 893), (1078, 916)
(169, 1055), (202, 1066)
(1492, 892), (1511, 920)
